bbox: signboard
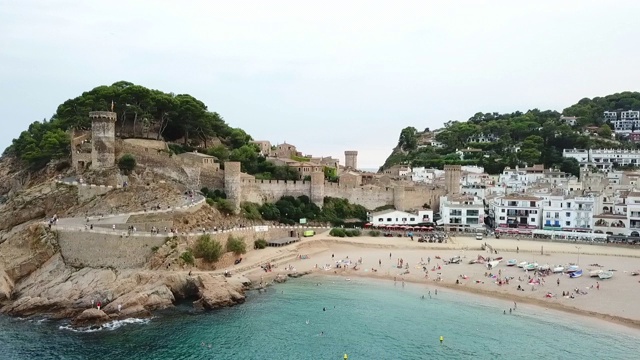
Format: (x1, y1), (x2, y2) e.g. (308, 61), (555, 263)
(254, 225), (268, 232)
(299, 218), (307, 224)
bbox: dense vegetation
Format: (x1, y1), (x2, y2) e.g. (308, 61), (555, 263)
(384, 92), (640, 175)
(194, 234), (224, 263)
(4, 81), (303, 180)
(240, 195), (368, 226)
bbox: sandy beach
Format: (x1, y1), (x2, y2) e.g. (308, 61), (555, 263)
(243, 232), (640, 330)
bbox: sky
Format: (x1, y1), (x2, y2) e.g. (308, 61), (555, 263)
(1, 1), (640, 169)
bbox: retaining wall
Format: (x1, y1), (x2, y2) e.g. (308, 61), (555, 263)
(56, 226), (328, 269)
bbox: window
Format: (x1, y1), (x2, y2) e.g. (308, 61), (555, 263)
(529, 201), (536, 207)
(566, 221), (571, 226)
(530, 218), (535, 222)
(410, 218), (415, 221)
(554, 212), (559, 218)
(567, 202), (571, 208)
(378, 218), (384, 222)
(499, 216), (505, 220)
(386, 218), (392, 222)
(501, 209), (505, 213)
(401, 218), (407, 222)
(546, 212), (550, 218)
(566, 212), (571, 217)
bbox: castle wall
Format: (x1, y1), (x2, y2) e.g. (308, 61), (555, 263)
(240, 179), (311, 203)
(323, 183), (394, 210)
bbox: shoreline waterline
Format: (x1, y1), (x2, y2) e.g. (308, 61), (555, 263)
(296, 272), (640, 334)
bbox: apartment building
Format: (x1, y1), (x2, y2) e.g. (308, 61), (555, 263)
(439, 194), (485, 231)
(563, 149), (640, 172)
(489, 194), (543, 231)
(540, 195), (595, 231)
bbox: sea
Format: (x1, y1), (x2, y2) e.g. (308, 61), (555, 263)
(0, 276), (638, 360)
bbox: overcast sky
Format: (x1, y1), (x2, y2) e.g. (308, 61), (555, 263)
(2, 1), (640, 169)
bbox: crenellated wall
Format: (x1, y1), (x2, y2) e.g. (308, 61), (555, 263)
(240, 178), (311, 204)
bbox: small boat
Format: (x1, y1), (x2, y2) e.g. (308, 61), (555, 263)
(517, 261), (528, 268)
(469, 259), (478, 264)
(598, 271), (613, 280)
(632, 271), (640, 276)
(552, 266), (564, 273)
(494, 257), (503, 261)
(507, 259), (518, 266)
(537, 264), (550, 271)
(524, 263), (538, 271)
(569, 269), (583, 278)
(589, 269), (603, 277)
(487, 260), (500, 269)
(565, 265), (580, 273)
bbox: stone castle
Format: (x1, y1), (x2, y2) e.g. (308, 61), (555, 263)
(71, 111), (449, 212)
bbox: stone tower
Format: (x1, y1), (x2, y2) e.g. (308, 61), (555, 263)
(310, 171), (325, 207)
(224, 161), (242, 213)
(393, 186), (405, 211)
(90, 111), (117, 169)
(444, 165), (461, 195)
(344, 150), (358, 170)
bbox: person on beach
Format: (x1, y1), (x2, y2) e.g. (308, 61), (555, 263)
(514, 301), (517, 309)
(597, 282), (600, 290)
(557, 278), (560, 286)
(379, 259), (381, 267)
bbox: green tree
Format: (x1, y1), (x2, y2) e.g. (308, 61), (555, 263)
(194, 235), (223, 262)
(226, 236), (247, 255)
(398, 126), (418, 151)
(560, 158), (581, 178)
(598, 124), (612, 138)
(118, 154), (136, 174)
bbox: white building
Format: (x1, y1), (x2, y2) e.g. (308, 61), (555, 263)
(461, 184), (487, 198)
(612, 110), (640, 133)
(410, 167), (440, 183)
(540, 195), (595, 231)
(563, 149), (640, 172)
(368, 209), (434, 227)
(439, 194), (485, 231)
(497, 165), (546, 193)
(604, 111), (618, 122)
(467, 133), (498, 143)
(489, 194), (543, 232)
(560, 115), (578, 126)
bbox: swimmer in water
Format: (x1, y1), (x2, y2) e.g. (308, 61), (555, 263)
(321, 331), (324, 336)
(306, 320), (309, 324)
(323, 307), (326, 311)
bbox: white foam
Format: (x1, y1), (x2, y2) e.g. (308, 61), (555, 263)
(59, 317), (151, 333)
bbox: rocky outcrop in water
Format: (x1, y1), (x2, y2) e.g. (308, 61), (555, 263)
(1, 253), (248, 322)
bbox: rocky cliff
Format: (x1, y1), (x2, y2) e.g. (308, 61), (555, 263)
(0, 158), (252, 326)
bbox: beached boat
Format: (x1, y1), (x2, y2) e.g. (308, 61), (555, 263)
(537, 264), (550, 271)
(517, 261), (528, 268)
(598, 271), (613, 280)
(507, 259), (518, 266)
(565, 265), (580, 273)
(552, 266), (564, 273)
(523, 263), (537, 271)
(589, 269), (603, 277)
(487, 260), (500, 269)
(569, 269), (583, 278)
(632, 271), (640, 276)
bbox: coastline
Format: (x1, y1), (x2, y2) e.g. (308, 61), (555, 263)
(245, 234), (640, 332)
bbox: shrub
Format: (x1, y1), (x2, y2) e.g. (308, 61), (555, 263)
(194, 234), (223, 262)
(226, 235), (247, 255)
(118, 154), (136, 174)
(206, 197), (215, 206)
(368, 230), (381, 237)
(215, 199), (236, 215)
(241, 202), (262, 220)
(180, 250), (195, 265)
(346, 229), (361, 237)
(254, 239), (267, 249)
(329, 228), (346, 237)
(151, 246), (159, 252)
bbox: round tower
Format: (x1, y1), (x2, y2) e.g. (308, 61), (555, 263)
(444, 165), (461, 195)
(224, 161), (242, 213)
(344, 150), (358, 170)
(90, 111), (117, 169)
(310, 171), (325, 207)
(393, 186), (405, 211)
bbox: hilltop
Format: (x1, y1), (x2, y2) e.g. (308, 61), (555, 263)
(382, 92), (640, 175)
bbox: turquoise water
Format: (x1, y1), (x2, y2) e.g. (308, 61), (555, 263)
(0, 277), (638, 359)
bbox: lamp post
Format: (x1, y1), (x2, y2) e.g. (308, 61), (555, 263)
(575, 246), (582, 265)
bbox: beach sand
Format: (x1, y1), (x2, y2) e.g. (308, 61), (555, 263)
(244, 233), (640, 330)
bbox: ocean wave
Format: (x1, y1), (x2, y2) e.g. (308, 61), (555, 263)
(58, 317), (152, 333)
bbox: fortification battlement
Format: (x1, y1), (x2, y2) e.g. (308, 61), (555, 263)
(344, 150), (358, 155)
(89, 111), (117, 121)
(241, 178), (311, 185)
